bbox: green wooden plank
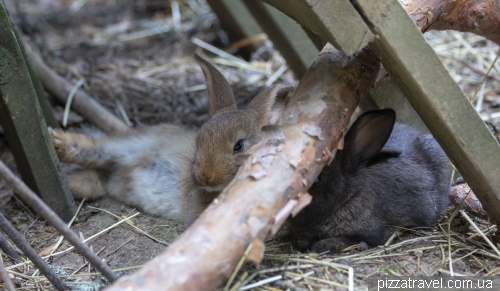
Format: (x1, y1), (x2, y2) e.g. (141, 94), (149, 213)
(365, 76), (428, 133)
(353, 0), (500, 223)
(205, 0), (263, 58)
(242, 0), (318, 78)
(261, 0), (373, 55)
(0, 0), (76, 221)
(15, 29), (59, 129)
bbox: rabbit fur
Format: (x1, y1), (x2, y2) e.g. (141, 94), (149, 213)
(50, 54), (294, 225)
(288, 109), (452, 253)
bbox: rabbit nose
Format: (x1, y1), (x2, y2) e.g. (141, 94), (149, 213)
(200, 170), (216, 185)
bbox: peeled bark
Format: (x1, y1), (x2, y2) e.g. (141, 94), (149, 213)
(401, 0), (500, 45)
(451, 184), (490, 221)
(106, 44), (380, 291)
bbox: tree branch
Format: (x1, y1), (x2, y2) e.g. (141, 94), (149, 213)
(0, 213), (68, 291)
(106, 44), (380, 291)
(451, 184), (490, 221)
(21, 38), (129, 135)
(401, 0), (500, 45)
(0, 160), (118, 283)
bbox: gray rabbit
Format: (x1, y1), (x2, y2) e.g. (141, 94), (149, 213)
(50, 55), (293, 226)
(288, 109), (452, 253)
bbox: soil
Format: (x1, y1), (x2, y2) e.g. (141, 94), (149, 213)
(0, 0), (499, 290)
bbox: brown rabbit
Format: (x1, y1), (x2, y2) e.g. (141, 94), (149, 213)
(50, 54), (293, 225)
(191, 55), (291, 192)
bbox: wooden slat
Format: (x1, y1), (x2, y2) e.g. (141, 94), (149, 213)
(363, 76), (428, 133)
(205, 0), (263, 57)
(261, 0), (373, 55)
(242, 0), (318, 78)
(14, 28), (59, 129)
(0, 1), (76, 221)
(353, 0), (500, 224)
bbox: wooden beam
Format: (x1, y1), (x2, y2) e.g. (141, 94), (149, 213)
(353, 0), (500, 224)
(0, 1), (76, 221)
(261, 0), (373, 55)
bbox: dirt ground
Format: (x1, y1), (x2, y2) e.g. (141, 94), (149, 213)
(1, 0), (500, 290)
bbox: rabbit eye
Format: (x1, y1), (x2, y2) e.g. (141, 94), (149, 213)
(233, 138), (245, 154)
(313, 175), (323, 186)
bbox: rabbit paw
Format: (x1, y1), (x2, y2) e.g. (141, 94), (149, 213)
(311, 237), (358, 254)
(48, 128), (84, 162)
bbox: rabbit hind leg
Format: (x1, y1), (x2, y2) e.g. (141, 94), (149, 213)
(67, 169), (107, 199)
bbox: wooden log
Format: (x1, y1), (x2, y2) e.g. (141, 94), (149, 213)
(401, 0), (500, 45)
(451, 184), (489, 221)
(353, 0), (500, 225)
(106, 44), (380, 291)
(261, 0), (373, 55)
(21, 38), (129, 135)
(0, 0), (76, 221)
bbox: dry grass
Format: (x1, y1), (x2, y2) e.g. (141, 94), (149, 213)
(0, 0), (499, 290)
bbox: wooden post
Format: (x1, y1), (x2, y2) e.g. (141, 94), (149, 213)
(205, 0), (318, 78)
(261, 0), (373, 55)
(353, 0), (500, 224)
(0, 0), (76, 221)
(242, 0), (318, 78)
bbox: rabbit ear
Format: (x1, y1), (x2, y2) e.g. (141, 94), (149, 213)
(343, 109), (396, 170)
(194, 54), (237, 115)
(247, 84), (294, 126)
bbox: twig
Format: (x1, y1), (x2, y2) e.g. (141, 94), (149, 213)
(191, 37), (250, 68)
(85, 206), (168, 246)
(240, 275), (282, 291)
(224, 242), (253, 291)
(0, 212), (68, 291)
(447, 218), (454, 276)
(459, 210), (500, 257)
(471, 51), (500, 104)
(72, 246), (106, 275)
(0, 255), (16, 291)
(0, 159), (118, 282)
(0, 232), (21, 263)
(63, 78), (85, 128)
(55, 213), (140, 255)
(50, 198), (86, 255)
(21, 37), (128, 135)
(265, 65), (288, 87)
(228, 271), (248, 291)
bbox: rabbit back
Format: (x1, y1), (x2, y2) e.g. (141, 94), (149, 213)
(289, 109), (452, 253)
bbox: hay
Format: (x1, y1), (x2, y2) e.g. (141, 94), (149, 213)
(0, 0), (498, 290)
